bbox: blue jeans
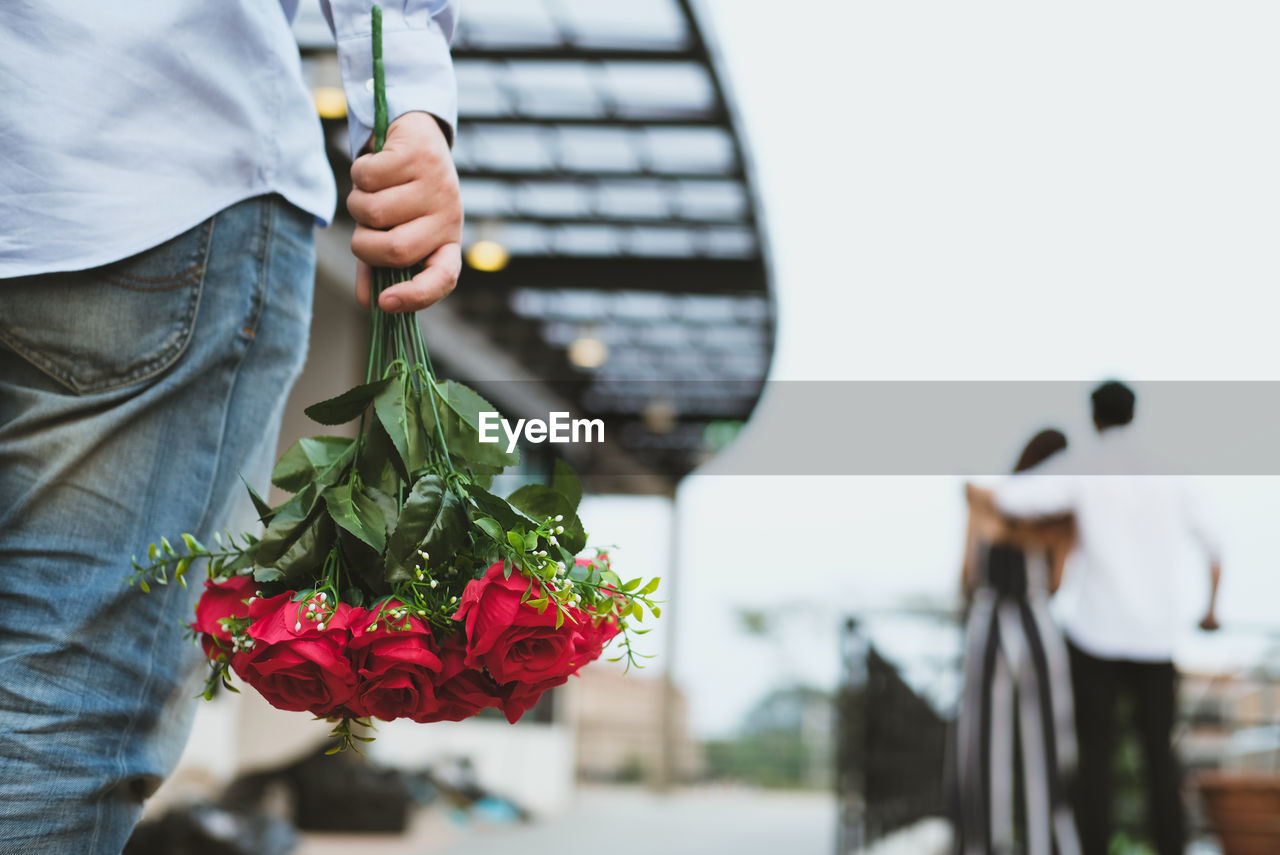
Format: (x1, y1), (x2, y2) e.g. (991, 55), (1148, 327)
(0, 195), (315, 853)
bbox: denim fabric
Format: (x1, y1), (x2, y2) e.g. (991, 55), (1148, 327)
(0, 195), (315, 853)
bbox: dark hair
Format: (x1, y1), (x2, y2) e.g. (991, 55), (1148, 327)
(1091, 380), (1135, 429)
(1014, 428), (1067, 473)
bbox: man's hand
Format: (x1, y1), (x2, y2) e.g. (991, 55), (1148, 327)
(347, 111), (462, 313)
(1199, 561), (1222, 632)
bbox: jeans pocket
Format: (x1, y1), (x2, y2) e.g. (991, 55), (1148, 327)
(0, 219), (214, 395)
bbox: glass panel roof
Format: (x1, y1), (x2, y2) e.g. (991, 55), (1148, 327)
(553, 0), (688, 50)
(629, 226), (697, 257)
(454, 63), (511, 116)
(596, 181), (671, 219)
(553, 225), (623, 256)
(554, 127), (643, 173)
(504, 61), (603, 118)
(455, 0), (561, 48)
(644, 127), (737, 173)
(605, 63), (716, 118)
(513, 182), (593, 218)
(460, 126), (557, 171)
(676, 180), (748, 220)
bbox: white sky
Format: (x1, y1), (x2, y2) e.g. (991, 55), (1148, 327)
(586, 1), (1280, 737)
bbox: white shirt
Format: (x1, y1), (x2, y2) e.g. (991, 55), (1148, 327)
(995, 426), (1221, 662)
(0, 0), (457, 278)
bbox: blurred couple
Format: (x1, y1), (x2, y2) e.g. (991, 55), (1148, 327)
(955, 381), (1223, 855)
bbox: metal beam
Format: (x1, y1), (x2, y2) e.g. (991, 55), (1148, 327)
(453, 46), (699, 63)
(461, 213), (750, 228)
(461, 256), (766, 294)
(459, 167), (746, 182)
(460, 113), (728, 128)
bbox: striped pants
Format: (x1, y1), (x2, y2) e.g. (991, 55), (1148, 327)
(955, 545), (1081, 855)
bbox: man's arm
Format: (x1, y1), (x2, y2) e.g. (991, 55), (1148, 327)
(1199, 560), (1222, 631)
(1185, 480), (1224, 632)
(321, 0), (463, 313)
(992, 473), (1076, 519)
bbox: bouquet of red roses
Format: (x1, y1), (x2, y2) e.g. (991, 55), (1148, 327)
(127, 7), (658, 751)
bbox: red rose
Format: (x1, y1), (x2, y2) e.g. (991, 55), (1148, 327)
(418, 638), (506, 723)
(346, 602), (444, 722)
(232, 592), (358, 717)
(499, 675), (566, 724)
(191, 575), (256, 660)
(428, 638), (560, 724)
(453, 562), (579, 685)
(570, 609), (620, 669)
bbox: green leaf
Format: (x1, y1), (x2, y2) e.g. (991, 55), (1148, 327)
(324, 484), (387, 553)
(304, 378), (392, 425)
(463, 483), (534, 531)
(550, 459), (582, 510)
(385, 475), (467, 584)
(364, 485), (399, 544)
(638, 577), (660, 596)
(474, 516), (504, 542)
(374, 372), (429, 475)
(507, 530), (525, 551)
(523, 531), (540, 552)
(250, 483), (320, 565)
(357, 420), (398, 494)
(270, 515), (334, 582)
(430, 380), (520, 470)
(272, 436), (356, 492)
(239, 476), (276, 523)
(507, 484), (587, 554)
(622, 577), (641, 592)
(465, 463), (502, 491)
(338, 527), (389, 597)
(254, 566), (285, 584)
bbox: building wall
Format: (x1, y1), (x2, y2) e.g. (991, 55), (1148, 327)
(565, 665), (703, 783)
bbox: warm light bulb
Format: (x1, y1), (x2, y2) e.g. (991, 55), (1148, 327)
(567, 337), (608, 369)
(312, 86), (348, 120)
(465, 240), (510, 272)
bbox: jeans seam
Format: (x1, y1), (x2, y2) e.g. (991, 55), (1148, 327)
(238, 200), (274, 341)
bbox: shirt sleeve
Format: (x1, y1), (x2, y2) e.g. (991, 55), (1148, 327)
(1182, 478), (1224, 563)
(993, 473), (1077, 518)
(319, 0), (458, 158)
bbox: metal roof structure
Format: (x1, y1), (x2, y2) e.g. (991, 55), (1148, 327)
(299, 0), (774, 490)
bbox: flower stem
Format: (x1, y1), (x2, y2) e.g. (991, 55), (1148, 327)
(372, 5), (388, 153)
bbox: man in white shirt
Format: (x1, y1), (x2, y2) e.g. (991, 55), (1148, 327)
(995, 381), (1222, 855)
(0, 3), (461, 850)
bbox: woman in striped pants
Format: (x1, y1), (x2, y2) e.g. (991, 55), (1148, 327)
(955, 430), (1082, 855)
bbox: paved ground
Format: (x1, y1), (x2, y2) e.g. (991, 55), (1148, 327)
(297, 786), (836, 855)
